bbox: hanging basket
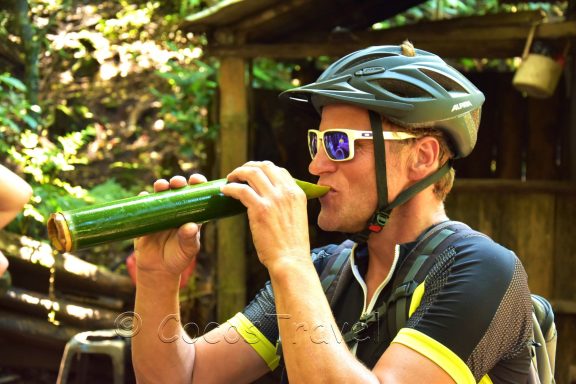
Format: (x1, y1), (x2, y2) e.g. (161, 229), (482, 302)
(512, 23), (565, 99)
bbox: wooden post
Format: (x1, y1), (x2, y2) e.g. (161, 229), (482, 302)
(569, 42), (576, 182)
(216, 57), (248, 322)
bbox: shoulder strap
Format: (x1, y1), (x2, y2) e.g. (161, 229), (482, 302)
(319, 222), (484, 349)
(386, 221), (481, 335)
(334, 221), (479, 347)
(320, 239), (355, 306)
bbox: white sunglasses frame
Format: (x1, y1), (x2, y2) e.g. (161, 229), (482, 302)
(307, 128), (417, 161)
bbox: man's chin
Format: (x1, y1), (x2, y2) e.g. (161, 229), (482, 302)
(317, 216), (364, 234)
(317, 215), (337, 232)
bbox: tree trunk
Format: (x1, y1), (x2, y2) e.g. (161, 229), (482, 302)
(13, 0), (40, 116)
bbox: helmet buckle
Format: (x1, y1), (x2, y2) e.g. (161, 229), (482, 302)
(368, 211), (390, 232)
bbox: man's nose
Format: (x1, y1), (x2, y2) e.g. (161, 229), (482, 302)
(309, 143), (337, 176)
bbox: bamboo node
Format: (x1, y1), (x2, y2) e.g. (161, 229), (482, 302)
(47, 213), (72, 253)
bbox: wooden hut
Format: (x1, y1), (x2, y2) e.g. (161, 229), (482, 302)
(182, 1), (576, 383)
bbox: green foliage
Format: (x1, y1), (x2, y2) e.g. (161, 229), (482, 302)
(252, 58), (296, 90)
(9, 129), (93, 183)
(7, 178), (133, 240)
(0, 0), (223, 267)
(0, 73), (39, 149)
(5, 126), (88, 233)
(150, 58), (218, 164)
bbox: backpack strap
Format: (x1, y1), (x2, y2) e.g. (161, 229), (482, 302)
(386, 221), (478, 334)
(319, 239), (356, 306)
(339, 221), (477, 347)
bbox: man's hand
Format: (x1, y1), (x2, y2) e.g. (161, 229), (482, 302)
(222, 161), (311, 270)
(134, 174), (205, 279)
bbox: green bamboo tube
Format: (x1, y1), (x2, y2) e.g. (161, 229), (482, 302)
(47, 178), (329, 252)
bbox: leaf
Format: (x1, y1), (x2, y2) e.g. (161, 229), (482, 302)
(0, 74), (26, 91)
(22, 114), (38, 129)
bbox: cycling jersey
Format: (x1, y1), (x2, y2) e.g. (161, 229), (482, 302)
(228, 224), (533, 383)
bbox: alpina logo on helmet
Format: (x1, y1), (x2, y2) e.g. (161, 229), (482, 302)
(451, 100), (473, 112)
(354, 67), (386, 76)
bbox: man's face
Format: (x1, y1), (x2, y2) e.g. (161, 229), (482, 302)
(308, 104), (407, 233)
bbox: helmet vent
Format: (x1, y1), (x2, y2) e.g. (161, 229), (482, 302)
(420, 69), (467, 93)
(339, 53), (396, 73)
(374, 78), (431, 98)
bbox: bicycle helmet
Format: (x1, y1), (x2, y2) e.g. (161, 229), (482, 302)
(280, 44), (485, 158)
(280, 43), (485, 237)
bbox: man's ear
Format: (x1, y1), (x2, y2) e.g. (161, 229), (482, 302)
(408, 136), (440, 180)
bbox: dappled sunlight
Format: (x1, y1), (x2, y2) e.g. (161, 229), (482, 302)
(19, 236), (55, 268)
(62, 255), (99, 279)
(4, 288), (112, 322)
(17, 235), (99, 279)
(46, 12), (204, 81)
(7, 290), (57, 312)
(65, 304), (95, 320)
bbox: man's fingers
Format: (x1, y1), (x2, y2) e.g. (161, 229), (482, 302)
(178, 223), (201, 254)
(153, 174), (206, 193)
(189, 173), (207, 185)
(169, 175), (188, 189)
(226, 165), (275, 197)
(220, 182), (262, 210)
(153, 179), (169, 192)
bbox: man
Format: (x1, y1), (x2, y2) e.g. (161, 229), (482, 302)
(132, 42), (532, 383)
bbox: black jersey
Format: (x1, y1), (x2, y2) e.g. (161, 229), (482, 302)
(229, 226), (533, 383)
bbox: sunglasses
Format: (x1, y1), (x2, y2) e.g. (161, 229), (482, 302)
(307, 129), (417, 161)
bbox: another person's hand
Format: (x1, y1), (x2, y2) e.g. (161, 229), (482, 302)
(133, 174), (205, 282)
(0, 251), (8, 277)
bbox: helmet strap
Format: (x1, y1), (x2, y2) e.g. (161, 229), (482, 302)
(367, 110), (390, 232)
(353, 111), (452, 243)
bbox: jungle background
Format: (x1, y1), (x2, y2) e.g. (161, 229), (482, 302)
(0, 0), (571, 383)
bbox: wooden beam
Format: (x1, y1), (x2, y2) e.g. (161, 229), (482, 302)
(0, 309), (81, 347)
(0, 286), (120, 328)
(452, 179), (576, 194)
(0, 230), (135, 299)
(205, 20), (576, 59)
(216, 57), (248, 322)
(552, 300), (576, 315)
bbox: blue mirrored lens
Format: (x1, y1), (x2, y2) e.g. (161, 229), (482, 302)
(325, 131), (350, 160)
(308, 131), (318, 158)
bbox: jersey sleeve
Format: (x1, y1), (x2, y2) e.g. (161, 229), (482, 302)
(231, 244), (338, 371)
(392, 235), (533, 383)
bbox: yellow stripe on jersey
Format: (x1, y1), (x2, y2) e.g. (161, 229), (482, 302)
(478, 374), (493, 384)
(227, 312), (280, 371)
(392, 328), (476, 384)
(408, 281), (426, 317)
